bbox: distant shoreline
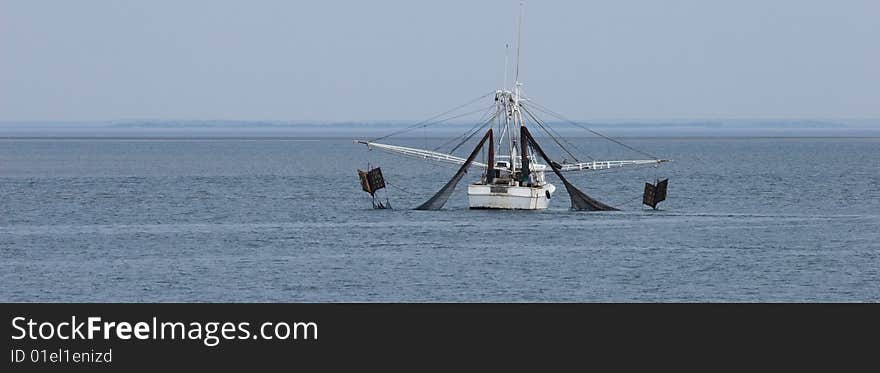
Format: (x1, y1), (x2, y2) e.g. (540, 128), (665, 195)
(1, 119), (879, 138)
(2, 136), (879, 141)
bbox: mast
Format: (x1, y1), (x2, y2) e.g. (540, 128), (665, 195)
(490, 2), (525, 178)
(503, 44), (509, 92)
(514, 2), (525, 181)
(514, 1), (523, 86)
(506, 98), (514, 174)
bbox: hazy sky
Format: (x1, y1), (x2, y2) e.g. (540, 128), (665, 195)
(1, 0), (878, 121)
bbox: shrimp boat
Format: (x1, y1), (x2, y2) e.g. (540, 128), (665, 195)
(356, 6), (668, 211)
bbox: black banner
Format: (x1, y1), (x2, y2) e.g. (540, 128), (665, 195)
(3, 304), (876, 370)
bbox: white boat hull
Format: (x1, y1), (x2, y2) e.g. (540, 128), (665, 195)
(467, 183), (556, 210)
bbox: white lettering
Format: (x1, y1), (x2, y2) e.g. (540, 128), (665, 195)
(87, 317), (101, 339)
(116, 322), (132, 339)
(57, 322), (69, 339)
(134, 322), (150, 339)
(37, 323), (54, 339)
(72, 316), (85, 339)
(11, 317), (26, 340)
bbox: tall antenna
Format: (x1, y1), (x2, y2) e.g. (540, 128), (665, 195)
(514, 1), (524, 83)
(503, 43), (509, 90)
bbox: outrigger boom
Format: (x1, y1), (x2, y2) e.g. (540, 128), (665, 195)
(354, 140), (668, 172)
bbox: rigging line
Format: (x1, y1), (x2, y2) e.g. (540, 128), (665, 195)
(370, 91), (495, 142)
(521, 103), (595, 161)
(373, 103), (495, 142)
(528, 100), (659, 160)
(524, 102), (655, 201)
(449, 111), (499, 154)
(520, 105), (582, 162)
(372, 104), (496, 142)
(529, 100), (599, 160)
(380, 183), (392, 207)
(452, 110), (498, 151)
(432, 104), (497, 152)
(385, 181), (419, 195)
(612, 192), (645, 207)
(449, 111), (498, 154)
(526, 99), (660, 160)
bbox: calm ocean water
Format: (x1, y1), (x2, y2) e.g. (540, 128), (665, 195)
(1, 136), (878, 301)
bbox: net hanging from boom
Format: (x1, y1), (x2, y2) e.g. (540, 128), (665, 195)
(521, 126), (618, 211)
(415, 129), (494, 210)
